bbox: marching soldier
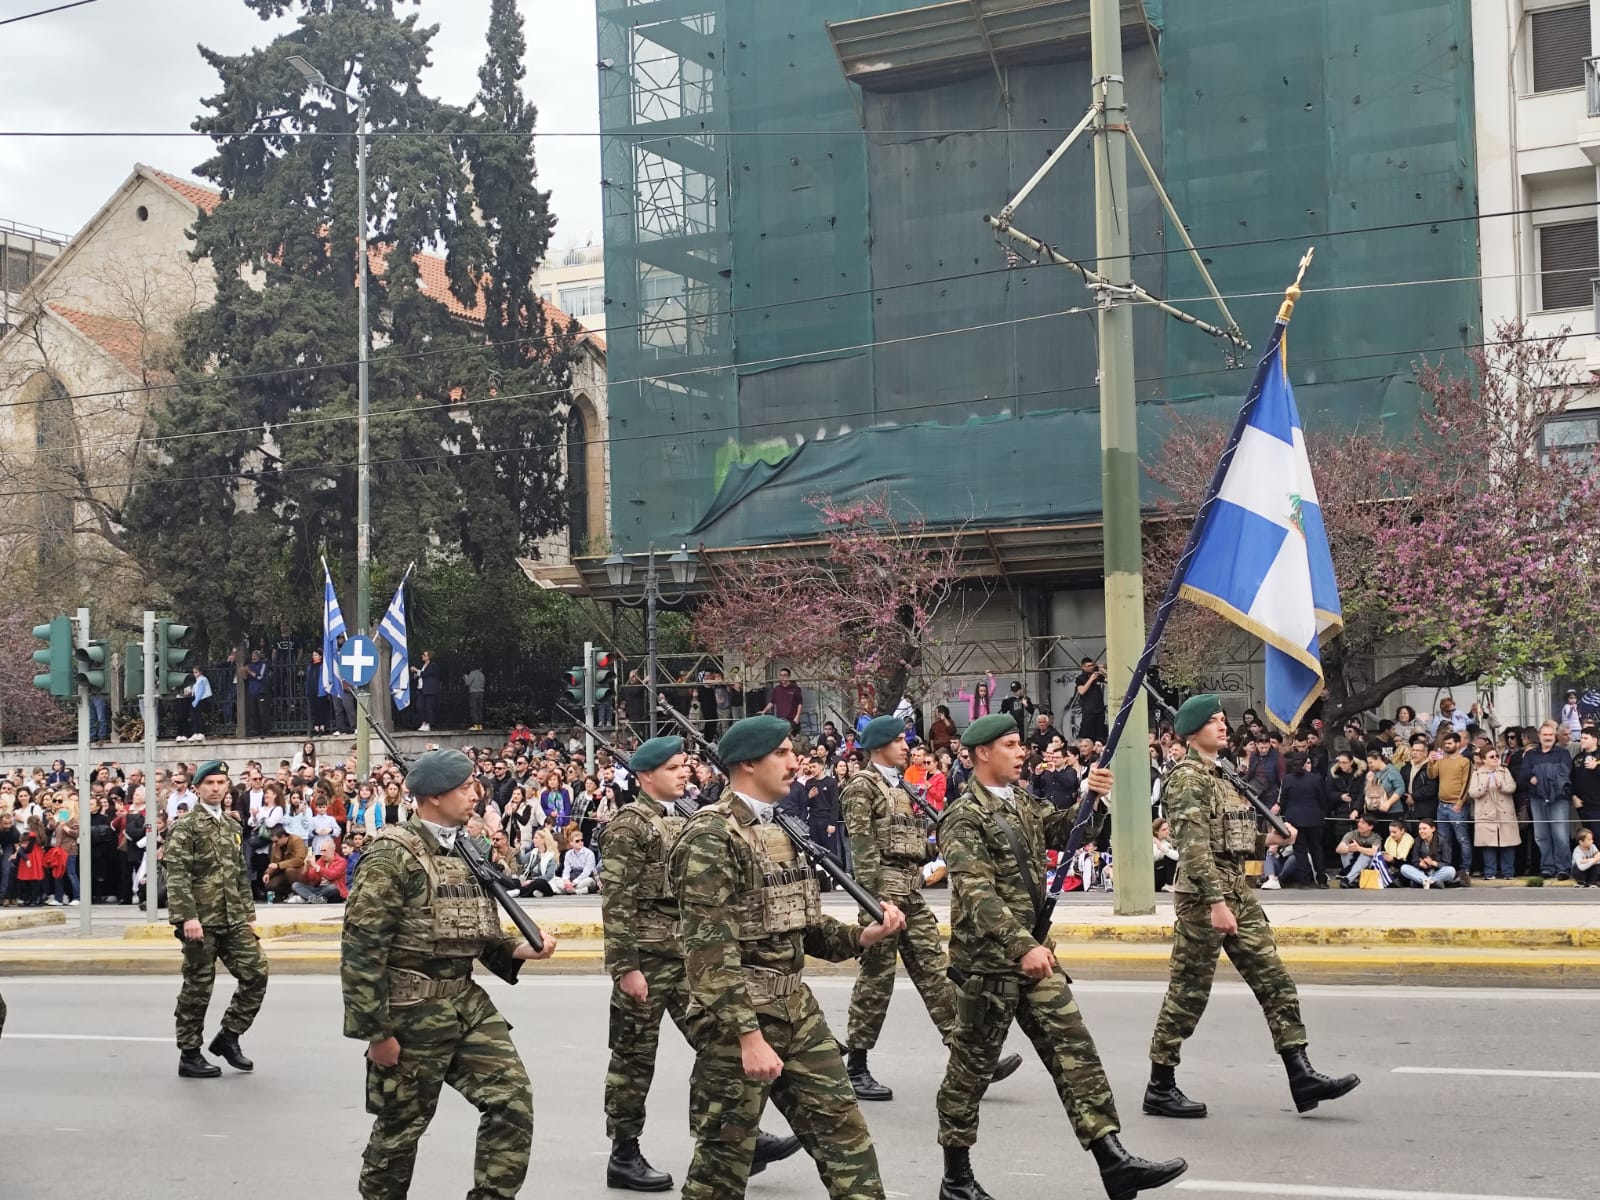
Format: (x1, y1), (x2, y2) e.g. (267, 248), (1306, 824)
(935, 715), (1185, 1200)
(670, 715), (907, 1200)
(342, 749), (557, 1200)
(1143, 695), (1359, 1119)
(601, 735), (801, 1191)
(166, 759), (267, 1079)
(841, 714), (1021, 1100)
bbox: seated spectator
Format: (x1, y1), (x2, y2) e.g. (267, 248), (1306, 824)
(262, 823), (309, 902)
(520, 827), (564, 897)
(1573, 829), (1600, 887)
(554, 827), (598, 894)
(1259, 821), (1297, 890)
(1377, 818), (1413, 887)
(1336, 815), (1381, 888)
(1401, 818), (1457, 889)
(1469, 745), (1519, 881)
(1152, 818), (1179, 892)
(289, 842), (347, 904)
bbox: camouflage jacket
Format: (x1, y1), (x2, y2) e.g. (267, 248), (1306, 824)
(669, 794), (862, 1037)
(939, 776), (1103, 976)
(340, 819), (522, 1042)
(600, 795), (686, 977)
(1163, 747), (1249, 904)
(840, 768), (931, 902)
(165, 806), (255, 929)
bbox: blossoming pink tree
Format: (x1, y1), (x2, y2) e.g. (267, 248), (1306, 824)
(693, 493), (966, 717)
(1146, 321), (1600, 727)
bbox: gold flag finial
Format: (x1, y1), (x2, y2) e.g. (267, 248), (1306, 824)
(1277, 246), (1314, 322)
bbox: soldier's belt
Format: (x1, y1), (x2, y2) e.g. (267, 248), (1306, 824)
(958, 973), (1021, 998)
(386, 968), (471, 1007)
(877, 862), (923, 897)
(633, 909), (681, 943)
(742, 966), (804, 1003)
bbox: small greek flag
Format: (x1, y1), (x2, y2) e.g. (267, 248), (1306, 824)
(321, 561), (346, 699)
(379, 576), (410, 710)
(1178, 323), (1342, 731)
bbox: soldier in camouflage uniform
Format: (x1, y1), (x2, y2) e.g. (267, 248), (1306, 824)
(342, 749), (557, 1200)
(1144, 695), (1359, 1120)
(166, 760), (267, 1079)
(935, 714), (1186, 1200)
(670, 715), (907, 1200)
(602, 735), (801, 1191)
(841, 714), (1020, 1101)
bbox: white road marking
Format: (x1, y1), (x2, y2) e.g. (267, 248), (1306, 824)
(1393, 1066), (1600, 1081)
(1178, 1181), (1572, 1200)
(6, 1033), (169, 1043)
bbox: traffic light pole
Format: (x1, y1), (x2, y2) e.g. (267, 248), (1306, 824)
(143, 611), (159, 925)
(582, 640), (596, 769)
(75, 607), (92, 935)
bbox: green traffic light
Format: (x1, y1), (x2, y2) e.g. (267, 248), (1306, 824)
(156, 618), (193, 696)
(74, 640), (110, 693)
(124, 642), (145, 702)
(31, 616), (73, 698)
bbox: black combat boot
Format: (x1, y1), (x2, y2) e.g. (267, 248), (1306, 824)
(937, 1145), (995, 1200)
(990, 1052), (1024, 1083)
(1090, 1133), (1187, 1200)
(1282, 1047), (1360, 1113)
(606, 1138), (673, 1191)
(177, 1049), (221, 1079)
(845, 1047), (893, 1101)
(1142, 1063), (1206, 1118)
(749, 1131), (802, 1176)
(208, 1029), (254, 1072)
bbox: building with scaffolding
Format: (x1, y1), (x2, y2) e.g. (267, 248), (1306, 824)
(576, 0), (1481, 713)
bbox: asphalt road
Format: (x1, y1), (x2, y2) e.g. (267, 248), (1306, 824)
(1, 975), (1589, 1200)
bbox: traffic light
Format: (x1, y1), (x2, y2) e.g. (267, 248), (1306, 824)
(565, 665), (586, 704)
(31, 616), (73, 698)
(75, 640), (109, 694)
(124, 642), (144, 702)
(156, 619), (192, 696)
(592, 650), (615, 700)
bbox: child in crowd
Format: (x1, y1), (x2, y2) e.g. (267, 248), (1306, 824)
(1573, 829), (1600, 887)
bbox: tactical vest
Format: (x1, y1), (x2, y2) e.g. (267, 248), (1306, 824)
(1168, 760), (1256, 855)
(629, 803), (687, 944)
(722, 807), (822, 939)
(377, 827), (503, 959)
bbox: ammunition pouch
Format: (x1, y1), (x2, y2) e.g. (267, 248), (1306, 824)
(743, 966), (804, 1005)
(883, 812), (927, 859)
(1221, 806), (1257, 854)
(386, 968), (471, 1008)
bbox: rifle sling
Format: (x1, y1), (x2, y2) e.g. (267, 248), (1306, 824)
(989, 808), (1045, 936)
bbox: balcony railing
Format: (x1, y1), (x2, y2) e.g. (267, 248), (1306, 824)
(1587, 55), (1600, 117)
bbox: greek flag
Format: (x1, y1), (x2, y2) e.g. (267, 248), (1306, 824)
(321, 561), (346, 699)
(379, 578), (410, 710)
(1177, 323), (1342, 732)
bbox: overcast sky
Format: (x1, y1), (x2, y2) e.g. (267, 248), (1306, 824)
(0, 0), (602, 249)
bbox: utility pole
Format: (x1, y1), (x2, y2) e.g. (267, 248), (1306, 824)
(75, 607), (93, 935)
(143, 611), (159, 924)
(1091, 0), (1154, 915)
(583, 640), (596, 770)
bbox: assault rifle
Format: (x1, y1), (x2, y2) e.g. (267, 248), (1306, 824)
(555, 705), (697, 821)
(352, 693), (544, 954)
(652, 699), (887, 924)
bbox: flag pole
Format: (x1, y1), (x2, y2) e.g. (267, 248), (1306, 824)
(1059, 248), (1315, 863)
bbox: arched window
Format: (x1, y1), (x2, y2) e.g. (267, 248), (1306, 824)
(567, 405), (590, 557)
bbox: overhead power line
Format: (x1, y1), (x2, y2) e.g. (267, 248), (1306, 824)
(0, 0), (101, 28)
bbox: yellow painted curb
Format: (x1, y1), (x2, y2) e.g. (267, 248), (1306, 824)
(0, 909), (67, 933)
(121, 920), (609, 941)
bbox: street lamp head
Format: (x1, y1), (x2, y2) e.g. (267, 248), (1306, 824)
(668, 545), (697, 586)
(286, 55), (326, 88)
(603, 552), (633, 590)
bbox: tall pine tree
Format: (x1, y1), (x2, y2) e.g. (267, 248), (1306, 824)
(122, 0), (577, 648)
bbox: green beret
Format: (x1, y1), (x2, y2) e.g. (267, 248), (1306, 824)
(717, 715), (793, 765)
(1174, 694), (1225, 738)
(192, 760), (228, 785)
(405, 748), (474, 798)
(859, 715), (906, 752)
(961, 713), (1021, 749)
(631, 736), (685, 774)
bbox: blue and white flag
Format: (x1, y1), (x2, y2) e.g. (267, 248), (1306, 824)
(379, 576), (411, 710)
(1177, 325), (1342, 732)
(321, 561), (346, 699)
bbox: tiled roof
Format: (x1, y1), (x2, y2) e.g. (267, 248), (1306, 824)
(150, 166), (597, 348)
(50, 305), (152, 376)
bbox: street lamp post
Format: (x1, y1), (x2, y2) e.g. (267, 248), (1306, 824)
(289, 55), (372, 775)
(603, 545), (698, 738)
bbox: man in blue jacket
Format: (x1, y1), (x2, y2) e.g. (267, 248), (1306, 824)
(1521, 720), (1574, 880)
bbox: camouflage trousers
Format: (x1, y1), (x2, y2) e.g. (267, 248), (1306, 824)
(175, 923), (268, 1051)
(360, 982), (532, 1200)
(936, 963), (1119, 1151)
(606, 950), (693, 1140)
(846, 888), (957, 1050)
(683, 988), (882, 1200)
(1148, 883), (1307, 1067)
